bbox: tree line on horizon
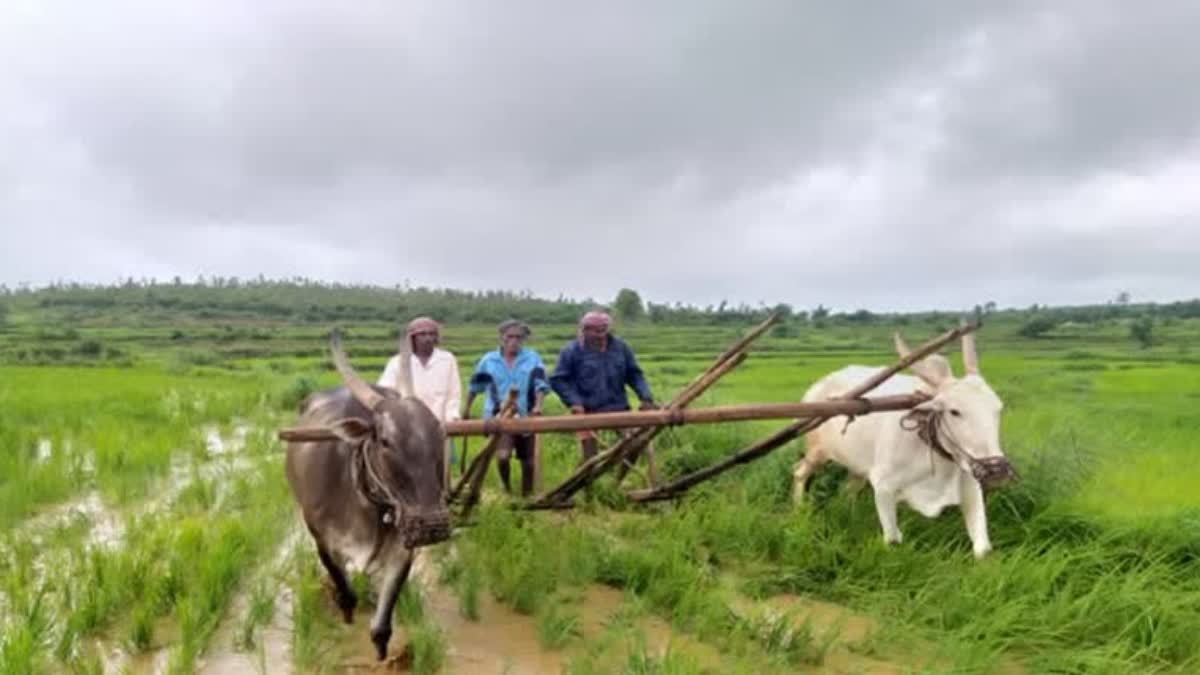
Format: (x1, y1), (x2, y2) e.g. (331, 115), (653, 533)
(0, 277), (1197, 332)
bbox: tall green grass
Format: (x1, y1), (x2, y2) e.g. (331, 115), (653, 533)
(4, 314), (1200, 672)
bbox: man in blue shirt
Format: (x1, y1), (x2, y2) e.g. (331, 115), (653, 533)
(463, 319), (550, 497)
(550, 310), (657, 462)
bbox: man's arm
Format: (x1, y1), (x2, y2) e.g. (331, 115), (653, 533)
(622, 342), (655, 407)
(463, 356), (489, 418)
(549, 346), (584, 412)
(444, 357), (462, 422)
(530, 356), (551, 415)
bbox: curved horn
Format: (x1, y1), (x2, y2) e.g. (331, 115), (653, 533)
(895, 331), (952, 387)
(330, 329), (385, 410)
(395, 325), (415, 399)
(961, 321), (980, 375)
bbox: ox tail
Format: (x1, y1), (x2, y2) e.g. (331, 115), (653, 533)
(397, 326), (415, 398)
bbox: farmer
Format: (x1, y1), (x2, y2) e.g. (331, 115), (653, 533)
(462, 320), (550, 497)
(378, 316), (462, 485)
(550, 310), (657, 463)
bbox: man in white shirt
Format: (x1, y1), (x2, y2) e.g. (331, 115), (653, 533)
(378, 316), (462, 488)
(378, 316), (462, 423)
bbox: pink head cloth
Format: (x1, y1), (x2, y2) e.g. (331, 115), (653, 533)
(579, 311), (611, 330)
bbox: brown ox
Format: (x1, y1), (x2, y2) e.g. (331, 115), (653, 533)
(285, 331), (451, 660)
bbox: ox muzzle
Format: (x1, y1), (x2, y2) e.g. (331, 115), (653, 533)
(401, 509), (452, 548)
(969, 456), (1019, 490)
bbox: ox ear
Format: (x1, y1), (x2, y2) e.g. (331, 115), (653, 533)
(328, 416), (374, 443)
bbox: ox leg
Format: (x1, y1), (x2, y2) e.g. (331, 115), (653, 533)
(792, 436), (827, 503)
(961, 478), (992, 559)
(370, 550), (414, 661)
(870, 482), (904, 546)
(316, 546), (357, 623)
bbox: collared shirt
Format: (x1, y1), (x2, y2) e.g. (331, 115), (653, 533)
(549, 335), (653, 413)
(377, 348), (462, 423)
(468, 348), (551, 418)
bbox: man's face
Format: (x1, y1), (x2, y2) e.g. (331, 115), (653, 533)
(581, 324), (608, 349)
(410, 330), (438, 355)
(501, 328), (525, 355)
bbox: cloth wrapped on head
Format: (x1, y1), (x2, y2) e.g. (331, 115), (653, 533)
(406, 316), (441, 337)
(577, 310), (611, 345)
(579, 311), (611, 330)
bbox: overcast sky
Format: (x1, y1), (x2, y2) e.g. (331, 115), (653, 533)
(2, 1), (1197, 312)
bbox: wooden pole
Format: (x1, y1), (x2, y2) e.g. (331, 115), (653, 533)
(532, 432), (543, 495)
(522, 393), (923, 509)
(515, 312), (776, 501)
(612, 350), (750, 484)
(611, 310), (780, 482)
(627, 322), (980, 503)
(279, 315), (779, 447)
(674, 312), (780, 396)
(529, 348), (753, 509)
(450, 390), (517, 513)
(441, 395), (923, 436)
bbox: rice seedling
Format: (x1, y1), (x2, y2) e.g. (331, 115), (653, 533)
(4, 301), (1199, 673)
(537, 600), (582, 649)
(407, 621), (448, 675)
(235, 577), (279, 652)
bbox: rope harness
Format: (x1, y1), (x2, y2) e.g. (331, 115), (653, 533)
(350, 436), (408, 528)
(343, 419), (452, 560)
(899, 408), (1017, 488)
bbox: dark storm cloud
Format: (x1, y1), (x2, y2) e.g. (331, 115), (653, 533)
(1, 0), (1197, 311)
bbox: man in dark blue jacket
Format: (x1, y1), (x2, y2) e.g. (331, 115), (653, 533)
(550, 310), (657, 462)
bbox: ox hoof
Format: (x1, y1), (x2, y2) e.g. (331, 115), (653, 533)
(973, 545), (992, 560)
(333, 591), (357, 624)
(371, 626), (392, 661)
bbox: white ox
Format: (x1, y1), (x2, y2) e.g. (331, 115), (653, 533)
(792, 330), (1015, 558)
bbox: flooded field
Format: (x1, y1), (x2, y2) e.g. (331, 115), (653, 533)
(4, 309), (1200, 674)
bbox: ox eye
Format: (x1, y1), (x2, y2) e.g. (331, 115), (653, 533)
(949, 409), (962, 417)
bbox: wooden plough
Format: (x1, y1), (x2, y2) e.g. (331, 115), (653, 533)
(278, 319), (980, 513)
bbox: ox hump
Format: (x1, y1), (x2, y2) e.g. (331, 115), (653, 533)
(805, 365), (925, 401)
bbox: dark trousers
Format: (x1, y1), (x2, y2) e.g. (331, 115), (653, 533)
(496, 434), (536, 497)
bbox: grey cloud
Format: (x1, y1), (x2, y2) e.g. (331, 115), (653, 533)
(1, 1), (1198, 312)
(933, 3), (1200, 180)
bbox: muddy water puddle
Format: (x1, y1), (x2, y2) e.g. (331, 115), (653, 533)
(203, 422), (253, 456)
(194, 528), (304, 675)
(257, 543), (935, 674)
(331, 556), (723, 674)
(0, 424), (281, 674)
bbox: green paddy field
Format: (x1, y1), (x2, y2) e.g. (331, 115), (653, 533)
(2, 286), (1198, 674)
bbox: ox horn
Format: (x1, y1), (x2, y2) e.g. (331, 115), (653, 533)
(395, 323), (415, 399)
(893, 332), (912, 358)
(330, 330), (386, 411)
(961, 320), (980, 375)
